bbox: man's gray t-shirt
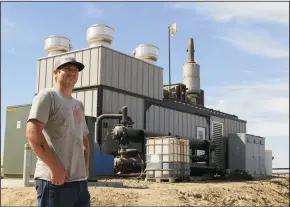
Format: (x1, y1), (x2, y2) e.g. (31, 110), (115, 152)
(28, 88), (89, 182)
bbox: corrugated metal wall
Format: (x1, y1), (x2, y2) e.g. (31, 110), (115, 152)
(36, 46), (164, 100)
(146, 104), (209, 139)
(99, 47), (163, 100)
(36, 47), (102, 93)
(72, 89), (98, 117)
(101, 89), (144, 154)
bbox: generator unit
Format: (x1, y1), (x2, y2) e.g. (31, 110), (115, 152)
(3, 24), (269, 179)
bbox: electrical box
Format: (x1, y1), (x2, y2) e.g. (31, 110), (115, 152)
(3, 104), (37, 177)
(228, 133), (266, 177)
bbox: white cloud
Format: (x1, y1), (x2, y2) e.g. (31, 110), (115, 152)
(170, 2), (289, 24)
(83, 3), (103, 18)
(213, 29), (289, 59)
(205, 79), (289, 138)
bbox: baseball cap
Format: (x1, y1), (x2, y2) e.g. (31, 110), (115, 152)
(54, 56), (85, 72)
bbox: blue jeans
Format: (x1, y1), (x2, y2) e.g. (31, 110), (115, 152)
(35, 178), (91, 207)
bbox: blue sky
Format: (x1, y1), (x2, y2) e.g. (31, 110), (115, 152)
(1, 2), (289, 168)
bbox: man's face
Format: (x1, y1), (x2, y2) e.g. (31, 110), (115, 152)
(54, 63), (79, 87)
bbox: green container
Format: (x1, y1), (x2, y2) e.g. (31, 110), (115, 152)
(3, 104), (37, 178)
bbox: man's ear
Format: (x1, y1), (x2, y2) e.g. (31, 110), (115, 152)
(53, 69), (58, 81)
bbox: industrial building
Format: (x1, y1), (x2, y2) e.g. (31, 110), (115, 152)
(3, 24), (270, 180)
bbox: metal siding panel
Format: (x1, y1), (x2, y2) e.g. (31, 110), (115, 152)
(124, 94), (131, 119)
(39, 59), (47, 91)
(183, 112), (187, 137)
(169, 109), (174, 135)
(178, 111), (183, 136)
(195, 115), (199, 138)
(224, 119), (228, 136)
(105, 49), (113, 87)
(73, 52), (82, 87)
(148, 65), (154, 98)
(136, 99), (143, 129)
(103, 89), (112, 113)
(164, 108), (169, 134)
(90, 48), (99, 85)
(92, 89), (98, 117)
(158, 68), (163, 100)
(107, 49), (114, 87)
(111, 51), (119, 88)
(36, 60), (40, 93)
(98, 47), (106, 85)
(46, 58), (54, 88)
(153, 66), (159, 99)
(259, 139), (265, 175)
(159, 107), (165, 133)
(84, 90), (93, 116)
(230, 120), (234, 134)
(187, 113), (191, 137)
(233, 121), (238, 133)
(143, 63), (149, 97)
(77, 91), (85, 105)
(111, 91), (120, 129)
(137, 60), (143, 95)
(111, 91), (119, 113)
(118, 92), (125, 111)
(146, 108), (149, 130)
(190, 115), (194, 138)
(125, 57), (132, 92)
(131, 94), (137, 127)
(131, 59), (138, 94)
(118, 54), (126, 90)
(81, 50), (91, 87)
(148, 106), (155, 132)
(154, 105), (159, 132)
(174, 111), (179, 135)
(237, 121), (240, 133)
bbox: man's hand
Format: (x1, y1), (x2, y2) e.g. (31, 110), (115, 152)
(83, 136), (90, 178)
(50, 167), (71, 185)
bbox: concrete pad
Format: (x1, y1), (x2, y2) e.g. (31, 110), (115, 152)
(1, 178), (35, 188)
(88, 181), (124, 188)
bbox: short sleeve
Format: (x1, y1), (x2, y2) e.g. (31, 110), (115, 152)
(27, 90), (52, 125)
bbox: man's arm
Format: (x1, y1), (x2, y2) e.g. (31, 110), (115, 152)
(83, 135), (90, 176)
(26, 91), (68, 185)
(26, 119), (63, 172)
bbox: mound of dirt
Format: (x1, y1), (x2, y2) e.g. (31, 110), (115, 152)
(1, 176), (289, 206)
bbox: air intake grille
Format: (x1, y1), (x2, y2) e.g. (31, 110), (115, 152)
(212, 122), (224, 169)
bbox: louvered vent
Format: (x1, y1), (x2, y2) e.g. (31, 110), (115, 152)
(212, 122), (224, 169)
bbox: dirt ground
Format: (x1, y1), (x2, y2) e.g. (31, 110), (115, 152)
(1, 176), (289, 206)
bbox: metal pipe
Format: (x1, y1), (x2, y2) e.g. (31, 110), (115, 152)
(120, 106), (128, 126)
(189, 139), (210, 150)
(187, 38), (195, 63)
(23, 143), (32, 187)
(94, 114), (123, 149)
(168, 24), (171, 97)
(95, 106), (129, 149)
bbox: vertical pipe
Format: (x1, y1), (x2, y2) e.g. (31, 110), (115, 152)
(23, 143), (31, 187)
(168, 24), (171, 97)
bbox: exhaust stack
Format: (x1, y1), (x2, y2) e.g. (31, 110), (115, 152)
(182, 38), (201, 105)
(187, 38), (195, 63)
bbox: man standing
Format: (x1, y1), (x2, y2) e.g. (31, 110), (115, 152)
(26, 56), (91, 207)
